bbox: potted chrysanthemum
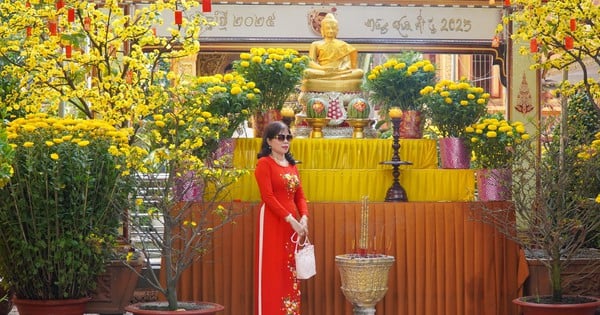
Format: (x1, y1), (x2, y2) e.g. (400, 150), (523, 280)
(466, 113), (530, 201)
(363, 51), (436, 138)
(232, 47), (309, 137)
(421, 78), (490, 168)
(0, 114), (135, 313)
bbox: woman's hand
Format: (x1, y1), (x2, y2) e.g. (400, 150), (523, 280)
(286, 214), (308, 235)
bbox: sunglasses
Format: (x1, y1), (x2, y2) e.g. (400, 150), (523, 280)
(275, 134), (293, 141)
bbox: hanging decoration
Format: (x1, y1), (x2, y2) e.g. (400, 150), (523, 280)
(68, 8), (75, 23)
(84, 17), (91, 31)
(174, 10), (182, 25)
(530, 38), (538, 53)
(65, 45), (72, 58)
(202, 0), (212, 12)
(570, 18), (576, 31)
(48, 19), (58, 36)
(56, 0), (64, 10)
(565, 36), (574, 50)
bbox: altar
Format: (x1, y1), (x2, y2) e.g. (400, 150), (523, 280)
(171, 137), (527, 315)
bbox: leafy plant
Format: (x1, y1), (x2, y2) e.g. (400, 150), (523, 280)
(0, 128), (13, 189)
(466, 113), (530, 169)
(233, 47), (309, 114)
(363, 51), (436, 112)
(421, 78), (489, 138)
(0, 114), (134, 300)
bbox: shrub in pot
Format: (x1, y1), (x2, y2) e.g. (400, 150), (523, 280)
(0, 115), (134, 307)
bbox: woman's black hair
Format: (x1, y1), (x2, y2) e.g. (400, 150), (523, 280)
(257, 121), (297, 166)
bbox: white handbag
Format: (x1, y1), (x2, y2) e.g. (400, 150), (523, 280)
(292, 233), (316, 280)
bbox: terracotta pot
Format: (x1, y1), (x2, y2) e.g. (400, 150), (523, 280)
(13, 297), (90, 315)
(252, 109), (281, 138)
(125, 301), (224, 315)
(85, 260), (143, 315)
(513, 295), (600, 315)
(439, 137), (470, 169)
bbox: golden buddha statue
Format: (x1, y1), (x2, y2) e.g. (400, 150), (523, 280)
(302, 13), (364, 92)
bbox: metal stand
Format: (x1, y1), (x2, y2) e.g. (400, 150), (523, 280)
(380, 117), (412, 202)
(353, 306), (376, 315)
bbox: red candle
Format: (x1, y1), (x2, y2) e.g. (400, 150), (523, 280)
(565, 36), (574, 50)
(68, 8), (75, 23)
(48, 20), (58, 36)
(174, 10), (182, 25)
(570, 18), (576, 31)
(56, 0), (64, 10)
(530, 38), (538, 53)
(202, 0), (212, 12)
(65, 45), (72, 58)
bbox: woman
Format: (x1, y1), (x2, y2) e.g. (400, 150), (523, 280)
(254, 121), (309, 315)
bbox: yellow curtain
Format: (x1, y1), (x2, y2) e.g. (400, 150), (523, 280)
(173, 201), (527, 315)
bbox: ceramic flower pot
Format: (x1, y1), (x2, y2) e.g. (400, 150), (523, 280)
(13, 297), (90, 315)
(125, 301), (225, 315)
(513, 295), (600, 315)
(439, 137), (470, 169)
(477, 168), (512, 201)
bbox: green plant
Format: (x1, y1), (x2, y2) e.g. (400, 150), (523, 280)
(421, 78), (489, 138)
(363, 51), (436, 112)
(0, 114), (134, 300)
(233, 47), (309, 114)
(466, 113), (530, 169)
(0, 128), (13, 189)
(198, 72), (260, 138)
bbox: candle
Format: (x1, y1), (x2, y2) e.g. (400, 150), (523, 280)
(389, 107), (402, 119)
(565, 36), (574, 50)
(280, 107), (295, 118)
(174, 10), (182, 25)
(68, 8), (75, 23)
(570, 18), (576, 32)
(530, 38), (538, 53)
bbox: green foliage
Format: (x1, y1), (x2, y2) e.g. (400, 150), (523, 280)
(0, 115), (134, 300)
(0, 128), (13, 188)
(421, 78), (489, 138)
(363, 51), (436, 112)
(466, 113), (531, 169)
(233, 48), (309, 113)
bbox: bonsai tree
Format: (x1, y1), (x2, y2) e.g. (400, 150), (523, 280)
(0, 0), (255, 311)
(473, 106), (600, 304)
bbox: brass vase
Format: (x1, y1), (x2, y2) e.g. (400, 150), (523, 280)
(346, 118), (372, 139)
(335, 254), (395, 315)
(304, 117), (331, 138)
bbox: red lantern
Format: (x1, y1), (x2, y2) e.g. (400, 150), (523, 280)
(570, 18), (576, 31)
(174, 10), (182, 25)
(530, 38), (538, 53)
(565, 36), (574, 50)
(48, 20), (58, 36)
(202, 0), (212, 12)
(65, 45), (72, 58)
(68, 8), (75, 23)
(56, 0), (64, 10)
(84, 17), (91, 31)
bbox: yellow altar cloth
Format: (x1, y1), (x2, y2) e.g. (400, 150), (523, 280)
(228, 138), (475, 202)
(232, 138), (438, 169)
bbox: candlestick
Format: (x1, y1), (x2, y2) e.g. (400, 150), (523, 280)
(380, 117), (412, 202)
